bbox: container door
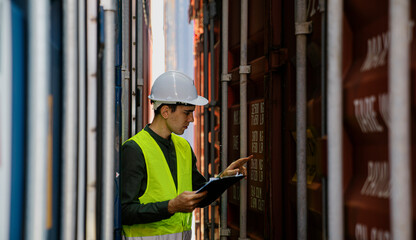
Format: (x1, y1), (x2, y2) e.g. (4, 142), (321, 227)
(343, 1), (416, 238)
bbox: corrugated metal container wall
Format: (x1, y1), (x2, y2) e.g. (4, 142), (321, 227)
(142, 0), (151, 127)
(188, 0), (289, 238)
(191, 0), (218, 238)
(281, 0), (329, 239)
(226, 0), (286, 239)
(193, 14), (205, 237)
(190, 0), (416, 239)
(227, 0), (264, 238)
(343, 0), (416, 239)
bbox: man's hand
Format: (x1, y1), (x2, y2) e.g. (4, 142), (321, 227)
(220, 155), (254, 178)
(168, 191), (207, 214)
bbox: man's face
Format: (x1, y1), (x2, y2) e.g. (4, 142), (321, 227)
(166, 105), (195, 135)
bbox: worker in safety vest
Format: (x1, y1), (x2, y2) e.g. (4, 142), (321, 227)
(121, 70), (252, 240)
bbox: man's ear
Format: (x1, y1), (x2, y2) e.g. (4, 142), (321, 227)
(160, 105), (170, 119)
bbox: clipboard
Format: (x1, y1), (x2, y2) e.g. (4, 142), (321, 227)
(196, 173), (245, 207)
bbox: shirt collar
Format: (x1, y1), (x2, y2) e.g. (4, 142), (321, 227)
(144, 124), (172, 147)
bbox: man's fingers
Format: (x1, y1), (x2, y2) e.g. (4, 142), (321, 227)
(237, 165), (247, 175)
(192, 191), (207, 199)
(234, 155), (254, 166)
(192, 192), (207, 207)
(230, 169), (239, 174)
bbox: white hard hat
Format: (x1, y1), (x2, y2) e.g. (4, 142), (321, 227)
(148, 70), (208, 107)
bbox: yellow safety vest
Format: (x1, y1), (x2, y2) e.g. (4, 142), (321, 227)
(122, 130), (193, 239)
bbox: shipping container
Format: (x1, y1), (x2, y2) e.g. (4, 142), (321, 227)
(191, 0), (416, 239)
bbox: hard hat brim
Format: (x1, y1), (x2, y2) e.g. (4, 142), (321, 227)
(149, 95), (209, 106)
(188, 96), (209, 106)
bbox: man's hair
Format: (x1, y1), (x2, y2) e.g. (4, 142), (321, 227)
(153, 103), (177, 115)
(152, 101), (193, 115)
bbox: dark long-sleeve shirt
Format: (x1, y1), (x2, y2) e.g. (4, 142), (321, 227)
(121, 125), (207, 225)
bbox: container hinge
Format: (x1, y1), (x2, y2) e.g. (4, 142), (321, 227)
(220, 228), (231, 237)
(122, 70), (130, 80)
(221, 73), (232, 82)
(239, 65), (251, 74)
(295, 21), (313, 35)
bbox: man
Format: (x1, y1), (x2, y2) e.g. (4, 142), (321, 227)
(121, 71), (252, 240)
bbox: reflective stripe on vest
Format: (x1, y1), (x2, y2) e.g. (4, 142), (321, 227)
(122, 230), (192, 240)
(122, 130), (193, 238)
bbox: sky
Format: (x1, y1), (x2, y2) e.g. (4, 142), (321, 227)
(151, 0), (165, 83)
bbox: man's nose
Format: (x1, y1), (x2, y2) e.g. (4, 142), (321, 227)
(188, 113), (194, 122)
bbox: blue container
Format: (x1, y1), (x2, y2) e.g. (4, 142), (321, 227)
(10, 3), (26, 239)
